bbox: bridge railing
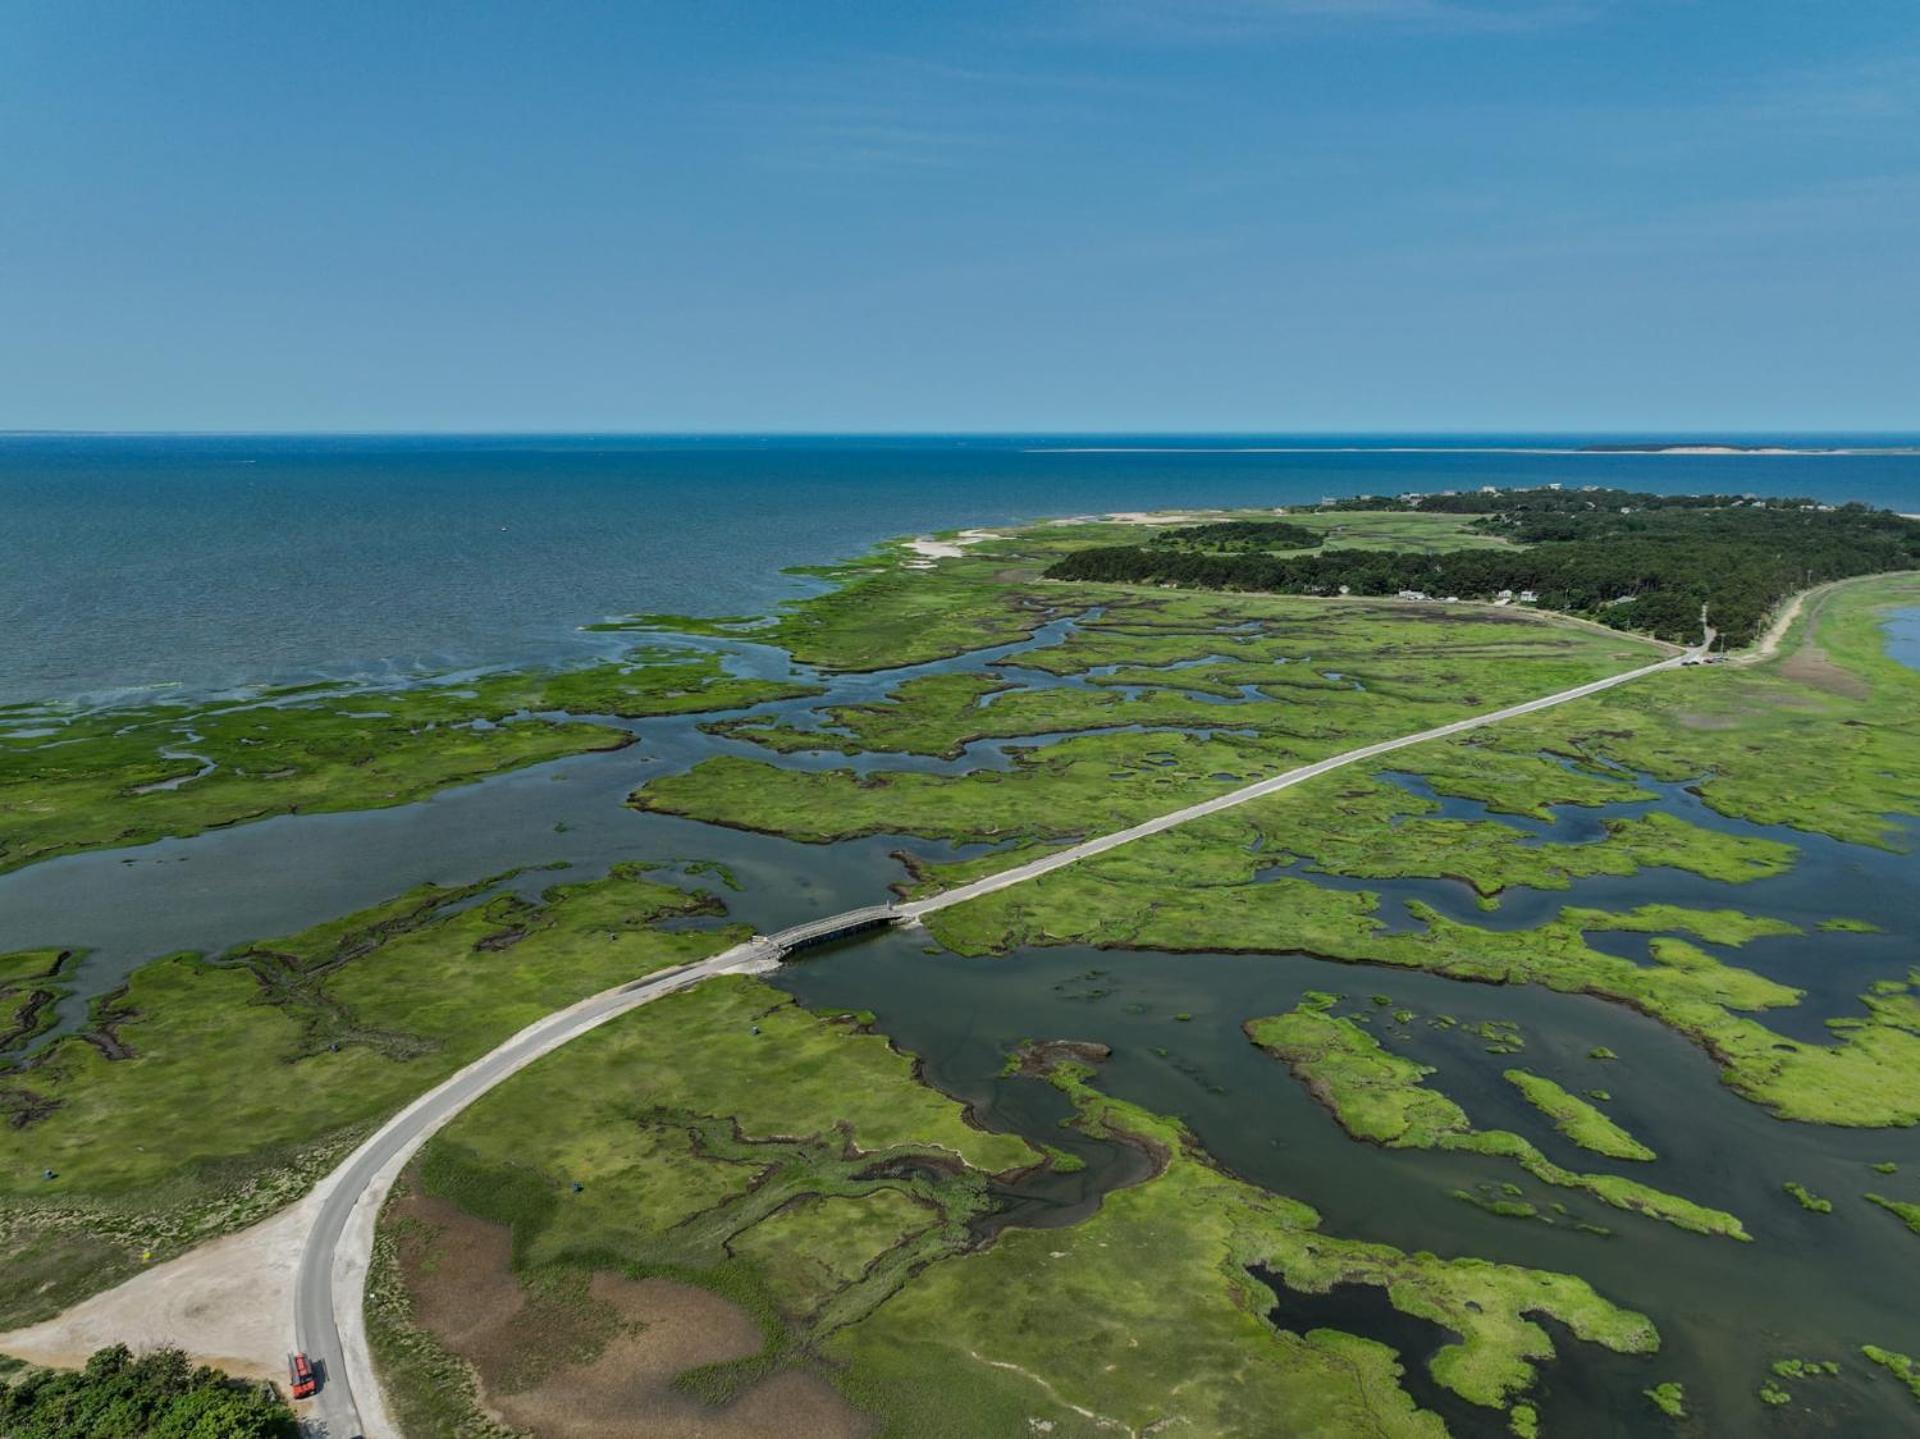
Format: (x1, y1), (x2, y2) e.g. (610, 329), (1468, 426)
(763, 905), (902, 956)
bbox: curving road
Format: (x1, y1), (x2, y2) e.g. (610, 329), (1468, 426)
(296, 638), (1701, 1437)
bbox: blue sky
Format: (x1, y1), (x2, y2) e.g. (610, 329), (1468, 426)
(3, 1), (1916, 432)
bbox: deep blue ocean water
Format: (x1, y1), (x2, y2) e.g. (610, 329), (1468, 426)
(6, 432), (1920, 705)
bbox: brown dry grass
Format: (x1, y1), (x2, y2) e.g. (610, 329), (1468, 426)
(393, 1192), (872, 1439)
(1772, 588), (1871, 698)
(1779, 642), (1870, 698)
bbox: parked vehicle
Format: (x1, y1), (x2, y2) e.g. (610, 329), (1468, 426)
(288, 1352), (318, 1399)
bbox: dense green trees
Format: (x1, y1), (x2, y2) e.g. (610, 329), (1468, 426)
(1148, 518), (1323, 551)
(1047, 490), (1920, 645)
(0, 1346), (295, 1439)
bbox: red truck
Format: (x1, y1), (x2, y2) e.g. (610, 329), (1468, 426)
(288, 1352), (318, 1400)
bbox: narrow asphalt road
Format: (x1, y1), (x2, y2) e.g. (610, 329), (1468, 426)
(297, 638), (1699, 1437)
(295, 942), (782, 1438)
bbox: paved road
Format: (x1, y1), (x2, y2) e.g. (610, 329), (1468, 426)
(296, 639), (1698, 1437)
(295, 942), (781, 1438)
(899, 645), (1697, 921)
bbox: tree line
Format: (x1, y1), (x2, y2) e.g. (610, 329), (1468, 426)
(0, 1345), (296, 1439)
(1147, 518), (1322, 551)
(1047, 490), (1920, 646)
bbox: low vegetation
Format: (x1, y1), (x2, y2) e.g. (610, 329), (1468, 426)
(1863, 1346), (1920, 1404)
(371, 974), (1041, 1434)
(641, 584), (1666, 846)
(1644, 1380), (1687, 1418)
(614, 536), (1920, 1145)
(369, 977), (1669, 1436)
(1247, 997), (1745, 1239)
(883, 573), (1920, 1130)
(1783, 1181), (1833, 1213)
(1504, 1070), (1655, 1161)
(1864, 1193), (1920, 1235)
(0, 646), (816, 874)
(0, 950), (70, 1056)
(0, 863), (742, 1329)
(828, 1046), (1658, 1434)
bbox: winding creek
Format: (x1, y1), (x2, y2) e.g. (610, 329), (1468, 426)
(6, 606), (1920, 1435)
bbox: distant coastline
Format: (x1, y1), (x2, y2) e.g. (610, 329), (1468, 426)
(1575, 442), (1918, 456)
(1031, 444), (1920, 457)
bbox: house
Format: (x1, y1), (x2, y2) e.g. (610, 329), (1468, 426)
(1396, 589), (1428, 601)
(1516, 590), (1538, 603)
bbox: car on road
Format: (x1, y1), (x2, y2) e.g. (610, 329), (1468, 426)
(288, 1352), (318, 1400)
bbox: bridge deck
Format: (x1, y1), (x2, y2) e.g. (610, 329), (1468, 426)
(764, 905), (901, 955)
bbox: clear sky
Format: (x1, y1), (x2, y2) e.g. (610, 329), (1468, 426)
(3, 1), (1916, 432)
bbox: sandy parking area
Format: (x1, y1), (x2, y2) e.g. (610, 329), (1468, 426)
(0, 1197), (308, 1382)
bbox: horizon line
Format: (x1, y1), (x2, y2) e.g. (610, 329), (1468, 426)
(6, 428), (1920, 440)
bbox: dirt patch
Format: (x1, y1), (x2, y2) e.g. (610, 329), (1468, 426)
(394, 1192), (872, 1439)
(1673, 712), (1746, 731)
(1779, 642), (1869, 698)
(1007, 1038), (1112, 1078)
(1757, 583), (1869, 697)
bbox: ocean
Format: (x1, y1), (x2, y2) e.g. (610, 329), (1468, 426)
(6, 432), (1920, 705)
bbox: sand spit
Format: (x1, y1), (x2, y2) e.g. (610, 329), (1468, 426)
(902, 529), (1000, 568)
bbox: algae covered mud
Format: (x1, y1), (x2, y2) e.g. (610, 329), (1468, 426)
(6, 476), (1920, 1437)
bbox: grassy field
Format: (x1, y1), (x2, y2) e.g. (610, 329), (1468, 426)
(638, 588), (1663, 845)
(0, 863), (743, 1329)
(826, 1047), (1657, 1436)
(1452, 574), (1920, 849)
(703, 584), (1646, 765)
(369, 974), (1041, 1434)
(605, 511), (1536, 674)
(0, 646), (817, 875)
(1289, 509), (1522, 554)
